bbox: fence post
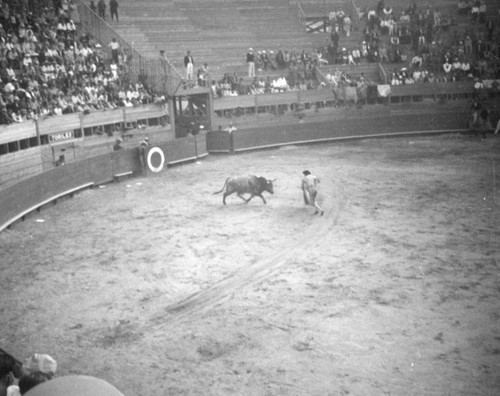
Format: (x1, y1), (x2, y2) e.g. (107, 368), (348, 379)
(35, 119), (41, 147)
(79, 112), (85, 140)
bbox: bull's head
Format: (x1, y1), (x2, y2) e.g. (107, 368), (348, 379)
(266, 179), (276, 194)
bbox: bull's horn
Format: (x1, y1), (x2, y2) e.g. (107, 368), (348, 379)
(271, 178), (277, 182)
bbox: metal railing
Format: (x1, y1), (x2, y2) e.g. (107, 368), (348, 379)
(378, 63), (388, 84)
(294, 0), (307, 27)
(350, 0), (362, 29)
(75, 0), (185, 96)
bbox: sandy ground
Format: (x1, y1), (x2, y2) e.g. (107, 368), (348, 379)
(1, 134), (500, 396)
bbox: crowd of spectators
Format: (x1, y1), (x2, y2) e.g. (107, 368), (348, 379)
(347, 0), (500, 86)
(325, 68), (368, 88)
(2, 0), (499, 127)
(210, 48), (324, 98)
(299, 0), (499, 88)
(0, 0), (156, 126)
(207, 0), (499, 101)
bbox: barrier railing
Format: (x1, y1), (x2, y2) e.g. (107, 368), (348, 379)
(350, 0), (362, 29)
(211, 80), (483, 113)
(75, 0), (184, 96)
(0, 80), (482, 148)
(315, 65), (330, 86)
(294, 0), (307, 27)
(0, 104), (168, 147)
(378, 63), (388, 84)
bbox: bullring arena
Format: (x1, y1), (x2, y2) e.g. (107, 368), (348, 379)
(1, 0), (500, 395)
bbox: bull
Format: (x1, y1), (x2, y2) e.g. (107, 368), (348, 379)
(213, 175), (274, 205)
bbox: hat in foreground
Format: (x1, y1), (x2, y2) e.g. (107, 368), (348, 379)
(23, 354), (57, 376)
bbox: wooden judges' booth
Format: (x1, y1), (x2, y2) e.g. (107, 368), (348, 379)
(171, 85), (213, 138)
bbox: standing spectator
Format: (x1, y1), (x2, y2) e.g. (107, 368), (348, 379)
(344, 14), (352, 37)
(108, 37), (119, 64)
(138, 136), (149, 173)
(159, 49), (168, 79)
(197, 63), (209, 87)
(97, 0), (106, 19)
(471, 2), (479, 23)
(184, 50), (194, 82)
(486, 18), (494, 41)
(109, 0), (118, 22)
(89, 0), (96, 13)
(246, 47), (255, 78)
(330, 29), (339, 51)
(224, 122), (237, 133)
(478, 1), (486, 24)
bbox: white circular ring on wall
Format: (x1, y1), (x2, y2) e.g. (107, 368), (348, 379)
(147, 147), (165, 173)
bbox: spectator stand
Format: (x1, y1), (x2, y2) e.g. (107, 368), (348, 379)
(1, 0), (499, 188)
(76, 0), (179, 96)
(0, 0), (172, 136)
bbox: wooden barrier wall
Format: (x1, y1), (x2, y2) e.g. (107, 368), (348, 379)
(159, 133), (208, 165)
(208, 104), (471, 153)
(0, 148), (139, 230)
(206, 131), (232, 154)
(0, 135), (203, 231)
(211, 81), (489, 114)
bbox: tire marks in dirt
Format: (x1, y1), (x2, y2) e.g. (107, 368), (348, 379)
(147, 180), (347, 328)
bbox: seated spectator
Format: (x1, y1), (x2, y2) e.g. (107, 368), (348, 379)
(271, 75), (289, 92)
(457, 1), (471, 15)
(443, 59), (452, 76)
(411, 54), (423, 68)
(461, 60), (471, 75)
(352, 48), (361, 64)
(471, 2), (479, 23)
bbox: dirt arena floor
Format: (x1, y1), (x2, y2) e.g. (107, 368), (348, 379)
(1, 134), (500, 395)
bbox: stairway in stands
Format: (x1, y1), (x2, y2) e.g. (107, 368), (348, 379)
(112, 0), (321, 80)
(299, 0), (365, 52)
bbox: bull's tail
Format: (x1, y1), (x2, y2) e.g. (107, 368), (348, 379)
(213, 177), (230, 195)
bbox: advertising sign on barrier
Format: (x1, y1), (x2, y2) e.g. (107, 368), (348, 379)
(49, 131), (75, 143)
